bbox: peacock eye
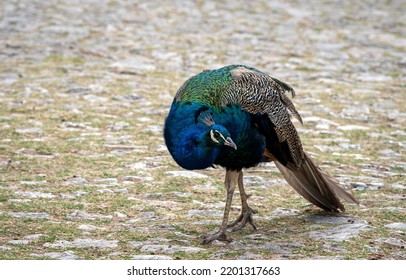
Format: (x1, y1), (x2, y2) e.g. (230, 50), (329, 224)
(210, 129), (221, 144)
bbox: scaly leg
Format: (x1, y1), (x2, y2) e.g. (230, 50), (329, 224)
(227, 171), (258, 231)
(202, 169), (239, 244)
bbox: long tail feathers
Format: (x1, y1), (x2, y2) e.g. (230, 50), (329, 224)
(274, 152), (359, 212)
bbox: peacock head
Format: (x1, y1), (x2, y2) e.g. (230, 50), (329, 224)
(208, 124), (237, 150)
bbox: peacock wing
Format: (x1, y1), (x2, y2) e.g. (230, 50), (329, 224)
(222, 66), (304, 167)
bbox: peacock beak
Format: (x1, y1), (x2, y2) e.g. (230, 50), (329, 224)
(224, 137), (237, 150)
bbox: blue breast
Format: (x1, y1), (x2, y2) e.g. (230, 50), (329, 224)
(213, 105), (266, 170)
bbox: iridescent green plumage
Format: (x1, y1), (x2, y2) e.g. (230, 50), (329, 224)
(174, 65), (237, 106)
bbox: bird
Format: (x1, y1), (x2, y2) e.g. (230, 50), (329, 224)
(164, 65), (358, 244)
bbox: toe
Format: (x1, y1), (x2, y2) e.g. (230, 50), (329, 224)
(202, 231), (232, 244)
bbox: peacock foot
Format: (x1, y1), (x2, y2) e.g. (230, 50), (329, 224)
(201, 230), (232, 244)
(227, 207), (258, 231)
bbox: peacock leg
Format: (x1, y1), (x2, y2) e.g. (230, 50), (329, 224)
(227, 170), (258, 231)
(202, 170), (238, 244)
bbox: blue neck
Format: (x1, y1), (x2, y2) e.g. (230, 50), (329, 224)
(171, 127), (221, 170)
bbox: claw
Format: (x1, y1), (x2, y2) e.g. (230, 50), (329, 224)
(228, 207), (258, 231)
(201, 230), (232, 244)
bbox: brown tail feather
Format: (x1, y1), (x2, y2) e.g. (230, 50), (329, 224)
(274, 152), (358, 212)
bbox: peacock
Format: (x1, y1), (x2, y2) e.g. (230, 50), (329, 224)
(164, 65), (358, 244)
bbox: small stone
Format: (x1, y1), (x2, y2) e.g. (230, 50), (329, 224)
(114, 212), (127, 218)
(308, 219), (372, 242)
(31, 251), (81, 260)
(187, 209), (223, 217)
(15, 148), (37, 155)
(110, 58), (156, 73)
(128, 241), (146, 247)
(82, 94), (108, 103)
(145, 193), (164, 199)
(9, 240), (30, 245)
(132, 255), (173, 260)
(350, 182), (368, 191)
(262, 242), (302, 255)
(314, 145), (343, 152)
(238, 252), (264, 260)
(137, 117), (152, 122)
(78, 224), (106, 231)
(113, 188), (128, 193)
(165, 171), (208, 178)
(60, 194), (76, 199)
(15, 127), (43, 134)
(74, 191), (87, 197)
(123, 175), (154, 182)
(147, 200), (182, 211)
(192, 219), (221, 225)
(391, 184), (406, 190)
(191, 182), (217, 192)
(0, 160), (12, 168)
(113, 94), (141, 102)
(140, 244), (205, 254)
(59, 122), (88, 129)
(67, 210), (113, 220)
(27, 120), (44, 128)
(391, 251), (406, 259)
(379, 207), (406, 212)
(8, 199), (32, 203)
(93, 178), (118, 185)
(303, 116), (339, 126)
(316, 123), (330, 130)
(341, 105), (370, 116)
(312, 256), (345, 260)
(355, 73), (393, 82)
(387, 110), (401, 120)
(245, 234), (269, 240)
(20, 180), (47, 185)
(323, 242), (348, 253)
(9, 212), (49, 219)
(339, 143), (361, 150)
(65, 87), (89, 95)
(375, 238), (405, 248)
(384, 223), (406, 231)
(107, 121), (130, 131)
(338, 125), (370, 131)
(63, 177), (88, 186)
(97, 189), (114, 193)
(369, 132), (392, 139)
(127, 212), (158, 223)
(128, 162), (147, 169)
(14, 191), (56, 199)
(171, 192), (191, 198)
(366, 246), (380, 253)
(368, 182), (384, 190)
(271, 208), (300, 217)
(25, 234), (45, 240)
(45, 239), (118, 249)
(210, 240), (227, 246)
(378, 149), (399, 157)
(0, 72), (20, 85)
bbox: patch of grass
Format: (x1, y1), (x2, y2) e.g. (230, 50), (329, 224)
(44, 54), (85, 65)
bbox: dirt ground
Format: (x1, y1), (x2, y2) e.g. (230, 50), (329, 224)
(0, 0), (405, 259)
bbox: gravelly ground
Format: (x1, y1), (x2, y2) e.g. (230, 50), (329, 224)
(0, 0), (405, 260)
